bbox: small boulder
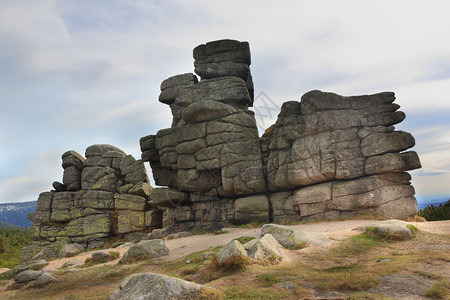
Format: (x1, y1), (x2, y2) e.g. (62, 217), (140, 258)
(66, 259), (82, 267)
(147, 228), (167, 239)
(166, 231), (193, 240)
(52, 181), (66, 192)
(107, 272), (222, 300)
(216, 240), (248, 265)
(261, 224), (331, 248)
(357, 219), (414, 240)
(8, 270), (58, 290)
(91, 251), (110, 263)
(15, 270), (42, 283)
(32, 246), (58, 261)
(243, 234), (284, 261)
(120, 239), (168, 264)
(0, 259), (48, 280)
(61, 243), (84, 258)
(125, 232), (147, 243)
(33, 272), (58, 287)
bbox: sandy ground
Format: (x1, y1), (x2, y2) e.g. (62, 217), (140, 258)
(36, 219), (450, 271)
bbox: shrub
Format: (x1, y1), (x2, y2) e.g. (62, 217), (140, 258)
(0, 227), (28, 268)
(418, 200), (450, 221)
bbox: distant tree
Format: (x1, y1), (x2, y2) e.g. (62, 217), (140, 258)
(418, 199), (450, 221)
(0, 235), (7, 253)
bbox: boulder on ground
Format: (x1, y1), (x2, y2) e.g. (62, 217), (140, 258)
(357, 219), (414, 240)
(107, 272), (222, 300)
(0, 259), (48, 280)
(60, 243), (84, 258)
(216, 240), (248, 265)
(8, 270), (58, 290)
(91, 251), (110, 263)
(31, 246), (58, 261)
(120, 239), (168, 263)
(243, 233), (284, 261)
(261, 224), (331, 248)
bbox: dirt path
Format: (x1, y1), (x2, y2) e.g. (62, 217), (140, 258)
(41, 219), (450, 271)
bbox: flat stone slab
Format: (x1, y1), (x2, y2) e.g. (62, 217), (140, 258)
(107, 272), (221, 300)
(356, 219), (413, 239)
(369, 273), (436, 298)
(261, 224), (331, 248)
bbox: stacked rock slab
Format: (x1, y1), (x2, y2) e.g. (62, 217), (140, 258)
(141, 40), (266, 232)
(265, 91), (422, 222)
(141, 39), (421, 232)
(22, 144), (153, 262)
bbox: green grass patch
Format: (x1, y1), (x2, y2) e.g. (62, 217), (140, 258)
(286, 241), (309, 250)
(333, 232), (389, 257)
(346, 292), (391, 299)
(225, 286), (291, 299)
(192, 229), (229, 235)
(224, 222), (265, 229)
(232, 236), (256, 244)
(414, 270), (442, 280)
(256, 273), (281, 287)
(425, 279), (450, 299)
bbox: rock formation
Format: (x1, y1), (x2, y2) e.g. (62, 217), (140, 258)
(23, 39), (422, 262)
(22, 144), (153, 262)
(140, 39), (421, 233)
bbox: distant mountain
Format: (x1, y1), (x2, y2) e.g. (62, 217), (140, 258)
(0, 201), (36, 227)
(416, 195), (449, 210)
(0, 220), (24, 228)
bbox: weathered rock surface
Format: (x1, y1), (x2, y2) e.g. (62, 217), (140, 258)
(22, 144), (153, 263)
(243, 234), (284, 260)
(91, 251), (110, 263)
(0, 259), (48, 280)
(139, 39), (421, 234)
(60, 243), (84, 258)
(23, 39), (422, 263)
(261, 224), (331, 248)
(357, 219), (414, 239)
(107, 272), (222, 300)
(216, 240), (247, 265)
(369, 273), (436, 299)
(120, 239), (168, 263)
(8, 270), (58, 290)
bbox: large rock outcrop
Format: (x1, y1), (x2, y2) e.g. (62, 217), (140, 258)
(23, 39), (421, 263)
(22, 144), (154, 262)
(140, 39), (421, 232)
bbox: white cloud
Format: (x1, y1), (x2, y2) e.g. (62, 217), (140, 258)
(1, 0), (450, 202)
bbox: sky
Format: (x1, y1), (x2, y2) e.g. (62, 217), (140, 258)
(1, 0), (449, 204)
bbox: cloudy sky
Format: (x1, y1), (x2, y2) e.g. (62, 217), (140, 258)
(1, 0), (449, 204)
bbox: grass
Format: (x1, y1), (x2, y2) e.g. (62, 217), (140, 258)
(232, 236), (256, 244)
(191, 229), (229, 235)
(256, 273), (282, 287)
(1, 219), (448, 299)
(225, 286), (292, 299)
(425, 279), (450, 299)
(76, 251), (121, 268)
(285, 241), (309, 250)
(333, 232), (389, 257)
